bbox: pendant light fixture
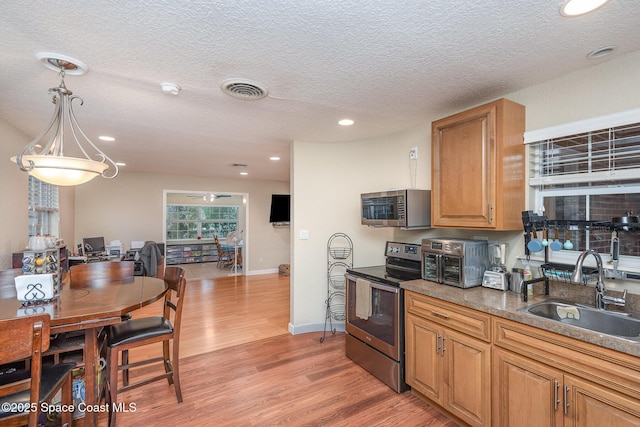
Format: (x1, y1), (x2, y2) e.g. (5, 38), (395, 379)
(10, 54), (118, 186)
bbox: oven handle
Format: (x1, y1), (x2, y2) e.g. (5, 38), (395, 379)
(385, 263), (420, 274)
(345, 274), (400, 293)
(436, 254), (443, 283)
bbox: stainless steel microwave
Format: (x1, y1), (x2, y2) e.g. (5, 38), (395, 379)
(360, 189), (431, 229)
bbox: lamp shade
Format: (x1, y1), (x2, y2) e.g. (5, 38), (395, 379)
(11, 57), (118, 186)
(10, 155), (109, 186)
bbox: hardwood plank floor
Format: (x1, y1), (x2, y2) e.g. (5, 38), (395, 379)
(99, 272), (458, 426)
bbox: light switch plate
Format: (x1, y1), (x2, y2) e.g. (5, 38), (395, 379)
(299, 230), (309, 240)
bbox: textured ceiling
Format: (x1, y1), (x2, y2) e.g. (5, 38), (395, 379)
(2, 0), (640, 182)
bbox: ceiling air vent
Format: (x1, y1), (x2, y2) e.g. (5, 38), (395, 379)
(220, 78), (268, 101)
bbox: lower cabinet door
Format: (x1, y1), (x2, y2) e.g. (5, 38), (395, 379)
(445, 329), (491, 427)
(564, 374), (640, 427)
(405, 313), (442, 404)
(492, 348), (564, 427)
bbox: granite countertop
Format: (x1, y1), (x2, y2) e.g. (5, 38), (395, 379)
(401, 279), (640, 358)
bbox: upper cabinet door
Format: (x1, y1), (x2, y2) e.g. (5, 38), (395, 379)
(431, 98), (525, 230)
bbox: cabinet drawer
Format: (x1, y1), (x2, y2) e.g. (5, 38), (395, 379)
(405, 291), (491, 342)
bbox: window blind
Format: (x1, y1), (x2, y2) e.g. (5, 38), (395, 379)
(528, 120), (640, 187)
(28, 176), (59, 237)
(28, 176), (59, 212)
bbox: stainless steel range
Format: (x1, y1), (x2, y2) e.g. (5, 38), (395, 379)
(345, 241), (421, 393)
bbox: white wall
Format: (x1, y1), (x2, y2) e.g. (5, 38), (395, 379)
(289, 49), (640, 333)
(0, 120), (30, 268)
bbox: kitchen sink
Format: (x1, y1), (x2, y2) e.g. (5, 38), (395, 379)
(518, 300), (640, 341)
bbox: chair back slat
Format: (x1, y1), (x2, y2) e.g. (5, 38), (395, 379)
(0, 314), (50, 427)
(0, 314), (50, 364)
(163, 266), (185, 294)
(0, 314), (74, 427)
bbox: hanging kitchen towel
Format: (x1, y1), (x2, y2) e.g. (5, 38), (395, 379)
(355, 278), (372, 320)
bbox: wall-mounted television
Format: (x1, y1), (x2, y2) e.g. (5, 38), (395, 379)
(269, 194), (290, 224)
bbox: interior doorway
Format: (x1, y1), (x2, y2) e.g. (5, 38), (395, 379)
(163, 190), (248, 277)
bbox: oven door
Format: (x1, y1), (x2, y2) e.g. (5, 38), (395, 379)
(345, 275), (401, 361)
(422, 252), (441, 282)
(442, 255), (463, 287)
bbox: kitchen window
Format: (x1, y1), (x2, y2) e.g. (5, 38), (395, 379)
(28, 176), (59, 238)
(526, 109), (640, 258)
(166, 204), (238, 241)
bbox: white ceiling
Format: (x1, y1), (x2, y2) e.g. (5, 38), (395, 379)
(2, 0), (640, 183)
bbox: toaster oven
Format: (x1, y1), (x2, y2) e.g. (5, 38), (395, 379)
(421, 238), (489, 288)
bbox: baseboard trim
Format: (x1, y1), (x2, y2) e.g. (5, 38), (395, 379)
(288, 321), (345, 335)
(246, 268), (279, 276)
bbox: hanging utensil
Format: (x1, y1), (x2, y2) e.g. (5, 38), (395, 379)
(550, 228), (563, 251)
(612, 212), (639, 231)
(541, 229), (549, 247)
(563, 230), (573, 250)
(527, 230), (543, 253)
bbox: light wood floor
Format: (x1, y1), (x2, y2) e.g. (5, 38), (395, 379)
(100, 272), (458, 426)
(176, 261), (244, 281)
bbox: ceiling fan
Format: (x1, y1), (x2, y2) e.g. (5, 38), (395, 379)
(186, 193), (232, 202)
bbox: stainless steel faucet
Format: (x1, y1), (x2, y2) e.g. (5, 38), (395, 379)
(571, 250), (606, 309)
(571, 249), (626, 310)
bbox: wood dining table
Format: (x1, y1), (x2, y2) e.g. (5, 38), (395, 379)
(0, 275), (167, 427)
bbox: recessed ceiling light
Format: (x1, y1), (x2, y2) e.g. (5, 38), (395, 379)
(161, 82), (181, 96)
(269, 156), (280, 161)
(240, 172), (248, 176)
(560, 0), (610, 17)
(587, 46), (616, 59)
(115, 162), (126, 167)
(338, 119), (354, 126)
(99, 136), (115, 142)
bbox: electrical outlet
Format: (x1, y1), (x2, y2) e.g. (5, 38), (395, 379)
(409, 147), (418, 159)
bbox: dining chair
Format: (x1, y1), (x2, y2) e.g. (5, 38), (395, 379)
(69, 260), (135, 288)
(213, 236), (235, 268)
(0, 314), (76, 427)
(105, 266), (187, 427)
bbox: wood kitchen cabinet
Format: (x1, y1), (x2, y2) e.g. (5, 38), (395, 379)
(431, 98), (525, 230)
(405, 291), (491, 427)
(494, 347), (564, 426)
(493, 318), (640, 427)
(565, 375), (640, 427)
